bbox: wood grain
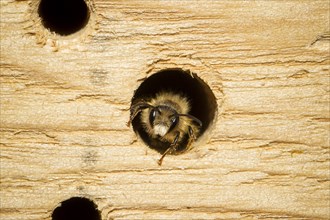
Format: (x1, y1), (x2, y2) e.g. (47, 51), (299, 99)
(1, 0), (329, 219)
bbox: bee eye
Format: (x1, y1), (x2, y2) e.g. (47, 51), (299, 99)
(168, 116), (179, 132)
(171, 117), (177, 124)
(152, 109), (157, 118)
(149, 108), (157, 125)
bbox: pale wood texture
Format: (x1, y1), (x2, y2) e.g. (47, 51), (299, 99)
(1, 0), (329, 219)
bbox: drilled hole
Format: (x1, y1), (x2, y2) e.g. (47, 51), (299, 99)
(52, 197), (101, 220)
(130, 68), (217, 154)
(38, 0), (90, 36)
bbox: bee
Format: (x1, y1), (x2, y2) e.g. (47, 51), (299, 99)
(127, 91), (202, 165)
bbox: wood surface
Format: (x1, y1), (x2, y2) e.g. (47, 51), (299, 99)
(1, 0), (329, 219)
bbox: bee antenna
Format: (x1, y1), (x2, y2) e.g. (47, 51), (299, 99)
(127, 102), (155, 127)
(178, 114), (202, 127)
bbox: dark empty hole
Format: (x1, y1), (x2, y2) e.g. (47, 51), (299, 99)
(52, 197), (101, 220)
(131, 68), (217, 154)
(38, 0), (89, 36)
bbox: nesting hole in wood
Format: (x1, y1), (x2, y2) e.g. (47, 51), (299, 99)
(52, 197), (101, 220)
(38, 0), (90, 36)
(131, 68), (217, 153)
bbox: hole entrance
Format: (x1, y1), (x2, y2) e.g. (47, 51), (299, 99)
(52, 197), (101, 220)
(131, 68), (217, 154)
(38, 0), (90, 36)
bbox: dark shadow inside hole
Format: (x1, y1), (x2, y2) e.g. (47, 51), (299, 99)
(52, 197), (101, 220)
(38, 0), (90, 36)
(131, 68), (217, 153)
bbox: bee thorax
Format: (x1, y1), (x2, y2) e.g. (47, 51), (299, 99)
(153, 124), (169, 136)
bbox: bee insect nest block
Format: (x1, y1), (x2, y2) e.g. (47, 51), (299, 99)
(1, 0), (329, 219)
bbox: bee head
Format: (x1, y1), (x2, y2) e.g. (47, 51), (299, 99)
(149, 105), (179, 137)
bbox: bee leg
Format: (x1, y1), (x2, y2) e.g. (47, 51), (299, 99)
(186, 126), (197, 149)
(126, 101), (153, 127)
(158, 131), (180, 166)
